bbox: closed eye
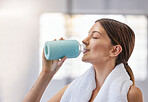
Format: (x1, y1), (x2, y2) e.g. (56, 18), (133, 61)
(92, 37), (98, 39)
(88, 30), (102, 39)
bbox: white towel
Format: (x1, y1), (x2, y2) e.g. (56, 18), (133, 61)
(60, 63), (132, 102)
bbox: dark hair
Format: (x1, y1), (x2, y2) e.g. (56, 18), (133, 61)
(95, 18), (135, 85)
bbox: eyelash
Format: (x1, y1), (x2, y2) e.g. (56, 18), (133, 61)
(92, 37), (98, 39)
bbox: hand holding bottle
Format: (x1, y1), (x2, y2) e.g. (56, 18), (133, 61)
(23, 37), (67, 102)
(42, 38), (67, 75)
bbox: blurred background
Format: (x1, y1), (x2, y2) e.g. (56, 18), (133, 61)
(0, 0), (148, 101)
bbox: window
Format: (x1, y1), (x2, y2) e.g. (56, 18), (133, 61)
(39, 13), (147, 81)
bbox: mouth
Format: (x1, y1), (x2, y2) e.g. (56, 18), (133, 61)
(83, 49), (90, 54)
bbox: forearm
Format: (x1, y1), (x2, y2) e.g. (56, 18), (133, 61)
(23, 71), (54, 102)
(23, 46), (67, 102)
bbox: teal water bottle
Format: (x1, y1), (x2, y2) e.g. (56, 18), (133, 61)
(44, 40), (86, 60)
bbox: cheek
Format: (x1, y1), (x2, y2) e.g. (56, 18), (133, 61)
(92, 42), (111, 56)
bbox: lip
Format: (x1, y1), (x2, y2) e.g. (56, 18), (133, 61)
(83, 49), (89, 54)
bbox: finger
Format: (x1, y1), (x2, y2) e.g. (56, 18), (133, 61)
(54, 59), (59, 63)
(42, 48), (46, 60)
(59, 37), (63, 40)
(58, 56), (67, 66)
(60, 56), (67, 63)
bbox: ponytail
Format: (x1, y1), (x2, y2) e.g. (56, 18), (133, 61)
(123, 63), (135, 86)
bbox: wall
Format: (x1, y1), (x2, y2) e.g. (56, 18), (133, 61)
(0, 0), (67, 101)
(72, 0), (148, 14)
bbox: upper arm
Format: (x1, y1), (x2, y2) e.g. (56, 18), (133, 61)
(127, 85), (143, 102)
(47, 84), (69, 102)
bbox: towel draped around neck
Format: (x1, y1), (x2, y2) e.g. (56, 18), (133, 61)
(60, 63), (132, 102)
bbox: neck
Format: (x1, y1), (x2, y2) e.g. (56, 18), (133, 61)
(92, 61), (115, 88)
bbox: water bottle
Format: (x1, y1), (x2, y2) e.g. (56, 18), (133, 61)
(44, 40), (86, 60)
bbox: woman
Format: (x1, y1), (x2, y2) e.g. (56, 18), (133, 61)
(23, 18), (143, 102)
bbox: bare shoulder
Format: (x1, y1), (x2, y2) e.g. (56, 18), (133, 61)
(47, 84), (69, 102)
(127, 85), (143, 102)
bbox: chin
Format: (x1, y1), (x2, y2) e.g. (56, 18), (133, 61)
(81, 56), (90, 63)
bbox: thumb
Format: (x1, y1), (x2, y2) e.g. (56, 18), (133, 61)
(58, 56), (67, 67)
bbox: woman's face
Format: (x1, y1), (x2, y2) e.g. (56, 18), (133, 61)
(82, 22), (113, 64)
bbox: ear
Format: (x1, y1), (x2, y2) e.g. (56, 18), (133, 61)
(110, 45), (122, 57)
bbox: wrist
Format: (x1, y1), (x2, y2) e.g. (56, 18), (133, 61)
(41, 69), (54, 78)
(37, 71), (54, 86)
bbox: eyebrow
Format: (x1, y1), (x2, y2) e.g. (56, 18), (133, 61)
(89, 31), (103, 36)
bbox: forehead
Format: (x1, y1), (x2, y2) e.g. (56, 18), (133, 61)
(89, 22), (111, 42)
(89, 22), (106, 34)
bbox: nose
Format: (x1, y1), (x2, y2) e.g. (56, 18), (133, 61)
(82, 37), (89, 46)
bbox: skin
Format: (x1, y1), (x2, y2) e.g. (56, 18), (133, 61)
(23, 23), (143, 102)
